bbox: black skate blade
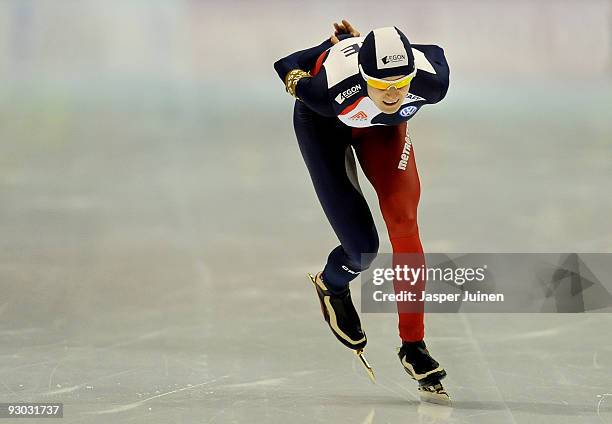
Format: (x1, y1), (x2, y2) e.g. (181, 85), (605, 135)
(355, 349), (376, 384)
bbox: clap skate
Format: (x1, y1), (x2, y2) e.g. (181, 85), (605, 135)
(308, 272), (375, 383)
(398, 340), (451, 405)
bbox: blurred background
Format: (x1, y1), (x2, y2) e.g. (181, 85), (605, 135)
(1, 1), (611, 423)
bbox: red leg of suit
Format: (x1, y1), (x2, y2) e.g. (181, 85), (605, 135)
(353, 122), (425, 342)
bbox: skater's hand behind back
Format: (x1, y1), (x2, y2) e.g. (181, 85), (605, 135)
(330, 19), (360, 45)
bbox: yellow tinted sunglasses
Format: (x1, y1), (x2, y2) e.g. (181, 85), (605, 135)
(359, 64), (417, 90)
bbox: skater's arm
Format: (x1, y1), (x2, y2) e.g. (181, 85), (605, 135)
(412, 44), (450, 104)
(294, 72), (336, 116)
(273, 34), (353, 81)
(273, 38), (331, 82)
(281, 68), (335, 116)
(275, 36), (355, 117)
(428, 46), (450, 104)
(274, 20), (360, 116)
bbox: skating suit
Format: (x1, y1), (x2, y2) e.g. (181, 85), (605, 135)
(274, 35), (450, 342)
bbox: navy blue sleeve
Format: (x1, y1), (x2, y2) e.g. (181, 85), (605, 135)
(429, 46), (450, 103)
(274, 35), (358, 117)
(274, 38), (333, 82)
(273, 34), (353, 82)
(412, 44), (450, 104)
(294, 69), (335, 117)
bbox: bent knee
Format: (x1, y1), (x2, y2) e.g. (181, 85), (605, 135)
(380, 195), (419, 237)
(344, 232), (380, 271)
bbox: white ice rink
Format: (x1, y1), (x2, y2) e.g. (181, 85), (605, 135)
(1, 1), (612, 423)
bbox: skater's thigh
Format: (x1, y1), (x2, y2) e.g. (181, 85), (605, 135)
(353, 123), (421, 211)
(293, 101), (376, 243)
(293, 101), (351, 180)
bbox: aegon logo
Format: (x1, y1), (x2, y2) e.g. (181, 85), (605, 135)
(400, 106), (417, 117)
(335, 84), (362, 104)
(397, 129), (412, 171)
(381, 54), (406, 65)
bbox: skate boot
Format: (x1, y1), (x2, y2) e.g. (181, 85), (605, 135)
(398, 340), (450, 405)
(308, 272), (375, 382)
(307, 272), (366, 350)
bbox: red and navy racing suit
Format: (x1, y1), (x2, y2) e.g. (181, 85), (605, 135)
(274, 34), (450, 342)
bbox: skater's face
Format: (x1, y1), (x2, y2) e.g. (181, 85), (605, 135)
(366, 75), (411, 114)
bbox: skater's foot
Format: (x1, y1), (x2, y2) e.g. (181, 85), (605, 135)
(308, 272), (367, 350)
(417, 382), (451, 406)
(398, 340), (446, 385)
(398, 340), (451, 405)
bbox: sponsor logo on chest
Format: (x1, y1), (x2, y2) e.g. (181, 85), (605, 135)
(405, 93), (425, 103)
(337, 96), (379, 127)
(349, 111), (368, 120)
(335, 84), (362, 104)
(399, 105), (418, 117)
